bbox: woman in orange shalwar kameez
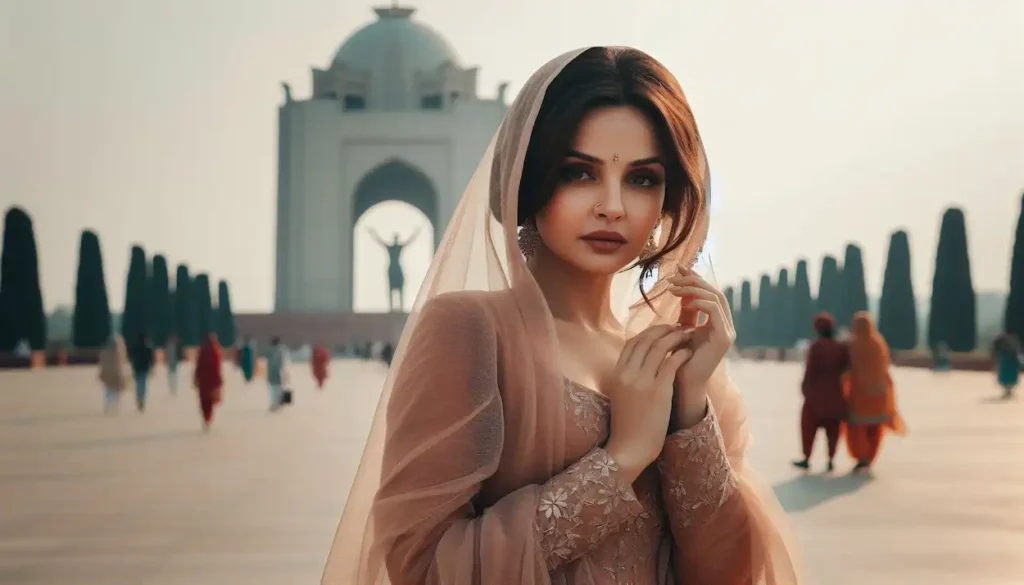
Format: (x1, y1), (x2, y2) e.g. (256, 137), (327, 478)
(194, 333), (224, 432)
(311, 343), (330, 389)
(845, 311), (906, 471)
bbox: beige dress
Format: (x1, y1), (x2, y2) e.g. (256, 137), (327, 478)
(519, 380), (737, 584)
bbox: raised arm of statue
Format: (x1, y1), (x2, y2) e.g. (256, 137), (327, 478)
(402, 226), (423, 247)
(368, 228), (387, 248)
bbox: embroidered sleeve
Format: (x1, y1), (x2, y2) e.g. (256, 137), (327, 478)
(535, 447), (645, 571)
(659, 404), (756, 585)
(658, 403), (738, 529)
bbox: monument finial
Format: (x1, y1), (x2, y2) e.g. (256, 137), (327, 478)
(374, 3), (415, 18)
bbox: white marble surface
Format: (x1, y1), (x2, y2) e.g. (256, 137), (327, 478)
(0, 359), (1021, 584)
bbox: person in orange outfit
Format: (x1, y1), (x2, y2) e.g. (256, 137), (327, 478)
(845, 311), (906, 471)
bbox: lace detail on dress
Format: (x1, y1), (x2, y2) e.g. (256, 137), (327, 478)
(658, 404), (738, 529)
(564, 379), (609, 439)
(535, 448), (644, 571)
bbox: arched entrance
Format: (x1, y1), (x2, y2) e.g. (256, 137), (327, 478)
(350, 160), (437, 312)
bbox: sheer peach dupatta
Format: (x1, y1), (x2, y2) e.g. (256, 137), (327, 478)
(322, 48), (802, 585)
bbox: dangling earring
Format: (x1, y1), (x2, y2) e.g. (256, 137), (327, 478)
(518, 219), (540, 259)
(639, 232), (659, 263)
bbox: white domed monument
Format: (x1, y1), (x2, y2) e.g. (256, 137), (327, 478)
(274, 3), (509, 317)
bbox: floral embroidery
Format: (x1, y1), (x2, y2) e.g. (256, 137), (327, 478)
(564, 379), (608, 439)
(533, 380), (737, 582)
(535, 448), (644, 570)
(659, 405), (738, 529)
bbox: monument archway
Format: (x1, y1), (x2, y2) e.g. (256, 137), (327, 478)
(350, 160), (438, 313)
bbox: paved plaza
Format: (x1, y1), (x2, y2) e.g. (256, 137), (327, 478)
(0, 359), (1021, 584)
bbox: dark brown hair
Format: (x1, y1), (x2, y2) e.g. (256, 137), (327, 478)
(517, 47), (707, 280)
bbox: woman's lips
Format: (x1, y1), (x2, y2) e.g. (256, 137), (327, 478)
(580, 232), (628, 253)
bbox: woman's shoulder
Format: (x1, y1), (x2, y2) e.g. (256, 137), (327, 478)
(419, 290), (515, 330)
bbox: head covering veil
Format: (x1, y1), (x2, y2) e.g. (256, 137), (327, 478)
(323, 47), (801, 585)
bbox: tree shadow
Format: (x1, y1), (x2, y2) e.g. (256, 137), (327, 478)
(772, 472), (874, 514)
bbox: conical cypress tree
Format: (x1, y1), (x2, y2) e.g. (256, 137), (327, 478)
(928, 207), (977, 351)
(121, 245), (149, 343)
(148, 255), (172, 347)
(840, 244), (869, 327)
(878, 230), (918, 350)
(791, 260), (814, 341)
(0, 207), (47, 351)
(217, 280), (237, 346)
(1005, 193), (1024, 341)
(756, 274), (774, 347)
(737, 280), (753, 348)
(816, 255), (842, 321)
(172, 264), (194, 346)
(192, 274), (213, 338)
(774, 268), (794, 348)
(72, 230), (112, 348)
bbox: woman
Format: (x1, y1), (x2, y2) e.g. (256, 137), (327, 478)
(794, 313), (849, 472)
(98, 335), (130, 414)
(239, 336), (256, 383)
(992, 332), (1022, 398)
(312, 343), (330, 389)
(321, 48), (800, 585)
(193, 333), (224, 431)
(845, 311), (906, 471)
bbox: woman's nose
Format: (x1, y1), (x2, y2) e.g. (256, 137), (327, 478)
(595, 185), (625, 220)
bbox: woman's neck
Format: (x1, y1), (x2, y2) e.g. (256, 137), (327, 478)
(528, 250), (618, 330)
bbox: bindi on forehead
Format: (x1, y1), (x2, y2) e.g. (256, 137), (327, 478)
(570, 107), (661, 165)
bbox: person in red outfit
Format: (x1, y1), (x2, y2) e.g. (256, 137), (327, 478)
(793, 313), (850, 472)
(311, 343), (330, 389)
(194, 333), (224, 432)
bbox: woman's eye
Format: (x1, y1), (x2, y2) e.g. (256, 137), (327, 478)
(560, 164), (595, 182)
(628, 174), (661, 188)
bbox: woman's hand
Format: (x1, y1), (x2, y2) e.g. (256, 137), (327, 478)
(603, 324), (694, 484)
(669, 268), (737, 430)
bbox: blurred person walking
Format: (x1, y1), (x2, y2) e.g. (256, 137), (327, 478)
(166, 334), (182, 393)
(992, 332), (1022, 399)
(238, 336), (256, 383)
(128, 333), (155, 412)
(97, 335), (130, 414)
(194, 333), (224, 431)
(312, 342), (330, 389)
(793, 313), (849, 472)
(845, 311), (906, 471)
(266, 336), (289, 410)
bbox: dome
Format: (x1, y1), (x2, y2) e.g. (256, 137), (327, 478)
(331, 6), (460, 109)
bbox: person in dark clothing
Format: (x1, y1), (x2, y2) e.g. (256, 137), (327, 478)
(793, 313), (850, 472)
(128, 333), (155, 412)
(381, 342), (394, 367)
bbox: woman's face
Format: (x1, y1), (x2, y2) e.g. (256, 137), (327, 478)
(534, 105), (666, 276)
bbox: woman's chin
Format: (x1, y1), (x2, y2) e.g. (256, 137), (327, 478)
(564, 253), (636, 277)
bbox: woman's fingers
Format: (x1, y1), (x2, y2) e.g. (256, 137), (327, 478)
(638, 329), (692, 380)
(619, 325), (677, 375)
(683, 299), (734, 345)
(669, 272), (736, 329)
(672, 285), (736, 337)
(656, 347), (693, 387)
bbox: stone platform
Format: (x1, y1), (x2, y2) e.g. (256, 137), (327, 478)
(0, 361), (1020, 584)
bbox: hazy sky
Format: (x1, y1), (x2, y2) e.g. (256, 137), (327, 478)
(2, 0), (1021, 312)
